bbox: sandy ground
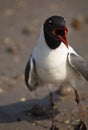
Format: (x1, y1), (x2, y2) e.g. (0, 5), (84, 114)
(0, 0), (88, 129)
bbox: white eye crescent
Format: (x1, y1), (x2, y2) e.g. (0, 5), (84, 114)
(48, 20), (54, 26)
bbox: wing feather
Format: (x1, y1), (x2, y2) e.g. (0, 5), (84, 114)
(68, 53), (88, 81)
(25, 55), (38, 91)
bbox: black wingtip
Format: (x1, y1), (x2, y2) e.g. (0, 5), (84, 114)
(25, 59), (30, 88)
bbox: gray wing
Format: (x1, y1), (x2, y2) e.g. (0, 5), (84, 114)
(25, 55), (38, 91)
(68, 53), (88, 81)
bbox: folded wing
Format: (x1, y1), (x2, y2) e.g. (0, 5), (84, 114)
(25, 55), (38, 91)
(68, 53), (88, 81)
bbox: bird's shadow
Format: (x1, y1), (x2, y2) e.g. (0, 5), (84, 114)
(0, 90), (60, 123)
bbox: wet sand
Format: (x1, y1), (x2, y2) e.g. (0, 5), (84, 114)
(0, 0), (88, 129)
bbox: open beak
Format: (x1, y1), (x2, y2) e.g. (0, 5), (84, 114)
(52, 26), (68, 48)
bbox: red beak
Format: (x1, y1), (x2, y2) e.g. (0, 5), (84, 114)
(52, 26), (68, 48)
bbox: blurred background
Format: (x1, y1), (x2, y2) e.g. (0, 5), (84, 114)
(0, 0), (88, 129)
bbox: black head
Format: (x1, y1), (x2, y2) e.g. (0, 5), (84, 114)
(44, 16), (68, 49)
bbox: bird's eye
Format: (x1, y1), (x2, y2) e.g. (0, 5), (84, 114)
(48, 20), (54, 26)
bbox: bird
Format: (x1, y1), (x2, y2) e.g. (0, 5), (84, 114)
(25, 16), (88, 129)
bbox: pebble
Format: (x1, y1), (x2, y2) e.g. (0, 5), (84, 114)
(14, 56), (20, 63)
(21, 19), (41, 36)
(58, 82), (74, 96)
(22, 26), (39, 35)
(20, 97), (26, 102)
(22, 28), (31, 36)
(64, 120), (70, 125)
(17, 118), (21, 122)
(4, 9), (14, 16)
(6, 46), (18, 54)
(8, 79), (17, 86)
(30, 104), (47, 116)
(67, 125), (71, 129)
(3, 37), (12, 45)
(32, 123), (36, 126)
(0, 88), (4, 93)
(13, 74), (24, 81)
(71, 16), (84, 29)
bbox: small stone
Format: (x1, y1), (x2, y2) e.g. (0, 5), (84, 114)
(3, 37), (12, 45)
(71, 16), (84, 29)
(58, 82), (74, 96)
(13, 74), (24, 81)
(32, 123), (36, 126)
(20, 97), (26, 102)
(22, 28), (30, 36)
(17, 118), (21, 122)
(8, 78), (17, 86)
(0, 88), (4, 93)
(30, 104), (46, 116)
(68, 125), (71, 129)
(6, 46), (17, 54)
(14, 56), (20, 63)
(64, 120), (70, 125)
(4, 9), (14, 16)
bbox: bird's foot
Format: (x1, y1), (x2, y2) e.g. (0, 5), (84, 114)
(50, 125), (59, 130)
(74, 120), (87, 130)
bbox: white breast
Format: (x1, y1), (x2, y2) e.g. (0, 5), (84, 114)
(32, 28), (69, 84)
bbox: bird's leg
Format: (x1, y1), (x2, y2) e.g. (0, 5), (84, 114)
(74, 90), (87, 130)
(50, 92), (55, 128)
(74, 89), (84, 121)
